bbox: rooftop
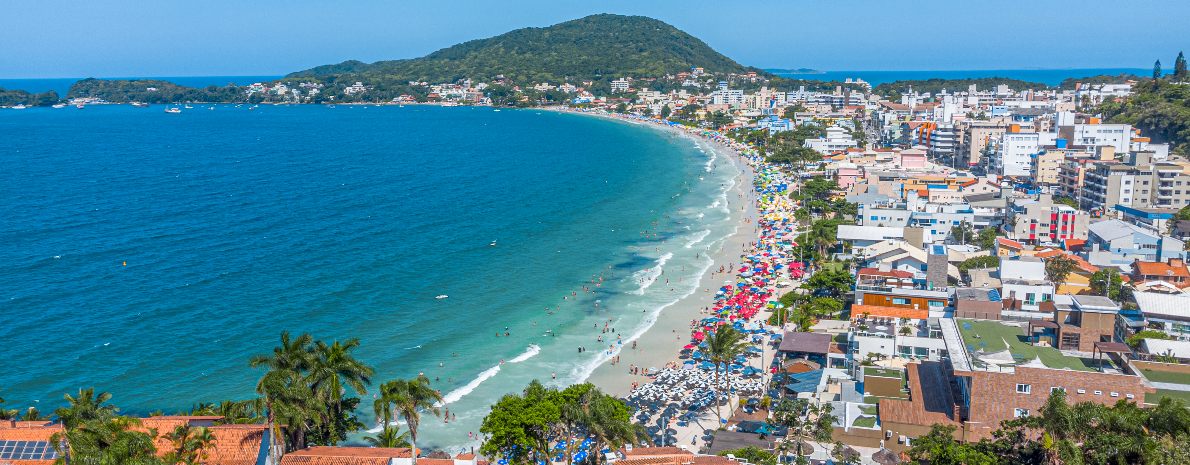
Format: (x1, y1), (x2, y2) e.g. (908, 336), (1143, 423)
(956, 319), (1102, 372)
(777, 331), (832, 354)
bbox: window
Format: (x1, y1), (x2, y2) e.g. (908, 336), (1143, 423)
(1077, 389), (1086, 394)
(928, 300), (944, 307)
(870, 216), (878, 221)
(1125, 180), (1132, 185)
(1143, 190), (1149, 194)
(1016, 384), (1031, 394)
(1145, 181), (1150, 185)
(1042, 294), (1052, 301)
(1094, 390), (1103, 395)
(915, 347), (929, 357)
(1025, 293), (1036, 302)
(1111, 392), (1119, 397)
(892, 298), (910, 305)
(1014, 408), (1030, 418)
(1126, 394), (1135, 399)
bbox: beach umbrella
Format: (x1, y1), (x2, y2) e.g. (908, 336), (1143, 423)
(683, 344), (697, 349)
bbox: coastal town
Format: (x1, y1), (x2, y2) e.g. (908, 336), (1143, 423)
(4, 6), (1190, 464)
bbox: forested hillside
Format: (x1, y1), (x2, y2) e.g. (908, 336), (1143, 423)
(287, 14), (764, 85)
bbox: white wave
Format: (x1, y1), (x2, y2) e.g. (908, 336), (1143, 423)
(508, 344), (540, 363)
(571, 255), (714, 383)
(629, 252), (673, 295)
(685, 229), (711, 248)
(709, 200), (720, 209)
(365, 418), (408, 433)
(435, 365), (500, 406)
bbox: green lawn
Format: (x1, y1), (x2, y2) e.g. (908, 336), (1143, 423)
(1146, 389), (1190, 405)
(1141, 369), (1190, 385)
(853, 417), (878, 428)
(956, 319), (1098, 372)
(860, 405), (878, 415)
(821, 262), (846, 273)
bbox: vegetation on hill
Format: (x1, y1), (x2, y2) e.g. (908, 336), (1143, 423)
(66, 79), (248, 103)
(288, 14), (764, 92)
(0, 87), (59, 106)
(1097, 80), (1190, 156)
(1057, 73), (1148, 90)
(873, 77), (1048, 100)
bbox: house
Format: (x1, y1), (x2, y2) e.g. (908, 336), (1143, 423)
(1132, 258), (1190, 289)
(855, 267), (916, 291)
(955, 288), (1003, 320)
(1133, 292), (1190, 341)
(1051, 295), (1122, 352)
(0, 420), (64, 463)
(1033, 249), (1099, 294)
(1083, 219), (1185, 271)
(279, 447), (417, 465)
(836, 226), (905, 254)
(135, 416), (274, 465)
(999, 257), (1054, 313)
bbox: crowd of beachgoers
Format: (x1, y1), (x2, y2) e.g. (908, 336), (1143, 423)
(561, 107), (811, 449)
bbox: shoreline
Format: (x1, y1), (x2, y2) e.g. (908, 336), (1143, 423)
(550, 108), (767, 396)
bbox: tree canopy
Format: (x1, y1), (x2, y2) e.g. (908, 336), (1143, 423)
(288, 14), (764, 91)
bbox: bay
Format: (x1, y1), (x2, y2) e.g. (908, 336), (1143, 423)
(0, 104), (739, 450)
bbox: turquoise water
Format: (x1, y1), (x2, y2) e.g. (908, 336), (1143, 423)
(0, 105), (741, 450)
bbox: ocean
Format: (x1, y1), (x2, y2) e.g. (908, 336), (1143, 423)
(0, 76), (283, 96)
(768, 68), (1151, 86)
(0, 104), (742, 450)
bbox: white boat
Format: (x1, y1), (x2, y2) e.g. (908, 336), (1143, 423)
(493, 109), (501, 112)
(184, 105), (193, 109)
(76, 104), (84, 109)
(165, 107), (181, 113)
(435, 295), (448, 299)
(52, 104), (65, 109)
(12, 104), (26, 109)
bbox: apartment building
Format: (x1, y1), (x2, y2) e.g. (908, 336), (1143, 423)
(957, 121), (1008, 168)
(1031, 150), (1064, 189)
(1011, 194), (1089, 245)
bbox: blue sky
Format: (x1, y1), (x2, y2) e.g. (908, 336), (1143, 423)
(3, 0), (1187, 78)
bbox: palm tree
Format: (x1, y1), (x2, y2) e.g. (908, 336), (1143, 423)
(51, 416), (159, 465)
(250, 332), (317, 462)
(565, 388), (648, 460)
(704, 327), (749, 427)
(378, 376), (443, 463)
(310, 338), (375, 445)
(55, 388), (118, 429)
(21, 408), (46, 422)
(363, 425), (412, 448)
(163, 423), (218, 465)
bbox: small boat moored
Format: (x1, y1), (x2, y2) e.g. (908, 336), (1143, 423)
(435, 295), (448, 299)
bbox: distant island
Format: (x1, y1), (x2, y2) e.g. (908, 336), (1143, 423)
(762, 68), (825, 74)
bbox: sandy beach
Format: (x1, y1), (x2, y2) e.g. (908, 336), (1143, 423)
(582, 136), (761, 397)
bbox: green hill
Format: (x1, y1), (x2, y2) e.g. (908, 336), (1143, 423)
(287, 14), (764, 84)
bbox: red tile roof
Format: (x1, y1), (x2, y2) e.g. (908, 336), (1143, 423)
(851, 304), (928, 320)
(286, 447), (413, 459)
(857, 268), (914, 279)
(0, 423), (62, 441)
(997, 237), (1024, 250)
(621, 447), (693, 457)
(1135, 260), (1190, 278)
(130, 417), (268, 465)
(1064, 239), (1087, 251)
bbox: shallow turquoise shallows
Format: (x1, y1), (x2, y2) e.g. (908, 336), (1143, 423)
(0, 105), (742, 450)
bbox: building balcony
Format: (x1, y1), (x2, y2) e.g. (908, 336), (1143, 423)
(1158, 191), (1174, 199)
